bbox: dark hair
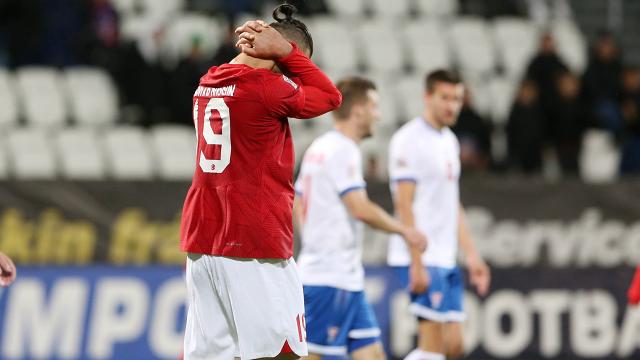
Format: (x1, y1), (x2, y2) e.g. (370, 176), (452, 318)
(334, 76), (377, 120)
(270, 3), (314, 57)
(425, 69), (462, 93)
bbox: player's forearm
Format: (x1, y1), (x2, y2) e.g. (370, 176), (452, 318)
(355, 200), (405, 235)
(396, 202), (422, 266)
(292, 196), (304, 232)
(276, 45), (341, 116)
(458, 205), (481, 262)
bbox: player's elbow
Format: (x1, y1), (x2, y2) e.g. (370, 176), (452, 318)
(329, 90), (342, 110)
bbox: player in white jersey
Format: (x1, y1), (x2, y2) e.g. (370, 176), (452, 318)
(388, 70), (491, 360)
(294, 76), (427, 360)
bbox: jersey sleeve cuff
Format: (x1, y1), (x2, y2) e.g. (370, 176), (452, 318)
(338, 184), (366, 197)
(391, 177), (417, 183)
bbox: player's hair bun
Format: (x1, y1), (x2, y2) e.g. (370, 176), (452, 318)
(273, 3), (297, 23)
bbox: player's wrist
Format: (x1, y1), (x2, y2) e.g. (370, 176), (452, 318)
(276, 41), (295, 60)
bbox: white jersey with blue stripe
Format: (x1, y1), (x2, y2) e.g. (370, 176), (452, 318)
(387, 117), (461, 268)
(295, 130), (367, 291)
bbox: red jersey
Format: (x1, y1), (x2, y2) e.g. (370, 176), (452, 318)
(180, 44), (341, 259)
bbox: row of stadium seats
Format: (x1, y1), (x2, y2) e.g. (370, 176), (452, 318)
(0, 121), (621, 183)
(0, 67), (118, 128)
(120, 8), (586, 80)
(0, 65), (518, 128)
(310, 16), (586, 79)
(0, 126), (194, 180)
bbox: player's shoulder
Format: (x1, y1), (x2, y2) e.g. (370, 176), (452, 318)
(314, 131), (360, 159)
(391, 118), (422, 147)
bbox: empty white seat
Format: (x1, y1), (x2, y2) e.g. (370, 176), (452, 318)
(56, 128), (106, 179)
(551, 19), (587, 74)
(465, 78), (493, 118)
(493, 17), (539, 77)
(357, 19), (405, 73)
(141, 0), (185, 21)
(16, 67), (68, 128)
(64, 67), (119, 127)
(312, 17), (359, 73)
(163, 13), (225, 62)
(396, 75), (425, 121)
(403, 20), (451, 74)
(0, 69), (19, 128)
(104, 127), (154, 179)
(111, 0), (142, 16)
(325, 0), (365, 17)
(580, 130), (620, 183)
(7, 128), (57, 179)
(150, 125), (196, 180)
(0, 136), (8, 179)
(370, 0), (411, 17)
(414, 0), (459, 18)
(488, 76), (518, 125)
(449, 17), (497, 78)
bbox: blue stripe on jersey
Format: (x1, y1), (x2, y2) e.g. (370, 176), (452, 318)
(391, 177), (417, 183)
(339, 185), (366, 197)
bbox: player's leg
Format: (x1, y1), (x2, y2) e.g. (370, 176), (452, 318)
(218, 257), (309, 359)
(442, 267), (466, 360)
(304, 286), (354, 358)
(403, 267), (448, 360)
(184, 254), (239, 360)
(443, 322), (464, 360)
(352, 342), (386, 360)
(348, 292), (385, 360)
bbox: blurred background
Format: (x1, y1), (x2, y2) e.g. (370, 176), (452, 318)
(0, 0), (639, 359)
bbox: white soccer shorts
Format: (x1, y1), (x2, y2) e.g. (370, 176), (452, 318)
(184, 253), (308, 359)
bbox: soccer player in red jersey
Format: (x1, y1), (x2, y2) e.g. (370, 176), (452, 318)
(179, 4), (341, 360)
(629, 266), (640, 305)
(0, 251), (16, 287)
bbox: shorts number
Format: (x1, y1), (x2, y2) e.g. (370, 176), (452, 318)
(195, 98), (231, 174)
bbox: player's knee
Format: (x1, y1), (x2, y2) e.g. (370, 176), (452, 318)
(445, 341), (464, 360)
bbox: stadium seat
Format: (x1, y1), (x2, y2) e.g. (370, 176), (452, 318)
(64, 67), (119, 127)
(311, 17), (359, 73)
(357, 19), (405, 74)
(104, 127), (154, 179)
(396, 75), (425, 121)
(15, 67), (68, 128)
(163, 13), (225, 63)
(325, 0), (366, 17)
(150, 125), (196, 180)
(580, 130), (620, 183)
(290, 123), (318, 160)
(0, 136), (8, 179)
(370, 0), (411, 18)
(449, 17), (497, 78)
(111, 0), (142, 16)
(488, 76), (518, 125)
(7, 128), (57, 179)
(56, 128), (106, 179)
(492, 17), (539, 77)
(141, 0), (185, 21)
(119, 14), (162, 43)
(403, 20), (451, 74)
(414, 0), (459, 18)
(0, 69), (19, 128)
(361, 135), (390, 178)
(465, 77), (493, 118)
(551, 19), (587, 74)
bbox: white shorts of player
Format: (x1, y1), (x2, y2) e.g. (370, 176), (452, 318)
(184, 254), (308, 360)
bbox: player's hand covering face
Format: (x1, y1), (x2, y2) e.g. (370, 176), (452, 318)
(235, 20), (293, 60)
(0, 251), (16, 287)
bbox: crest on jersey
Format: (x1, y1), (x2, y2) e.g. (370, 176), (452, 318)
(396, 158), (408, 168)
(327, 326), (339, 342)
(430, 292), (444, 309)
(282, 75), (298, 89)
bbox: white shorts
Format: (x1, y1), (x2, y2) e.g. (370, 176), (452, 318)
(184, 253), (308, 360)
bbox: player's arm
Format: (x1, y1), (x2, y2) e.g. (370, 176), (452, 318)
(341, 189), (426, 252)
(235, 22), (341, 118)
(0, 251), (16, 287)
(293, 195), (304, 233)
(394, 180), (429, 293)
(458, 204), (490, 296)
